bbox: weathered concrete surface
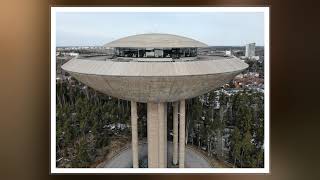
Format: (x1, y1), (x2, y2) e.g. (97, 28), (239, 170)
(164, 103), (168, 166)
(158, 103), (166, 168)
(69, 71), (242, 103)
(179, 100), (186, 168)
(147, 103), (167, 168)
(104, 33), (208, 48)
(101, 142), (211, 168)
(147, 103), (159, 167)
(172, 102), (179, 165)
(130, 101), (138, 168)
(62, 56), (247, 76)
(62, 57), (247, 102)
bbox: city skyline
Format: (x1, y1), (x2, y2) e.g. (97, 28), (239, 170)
(56, 12), (264, 46)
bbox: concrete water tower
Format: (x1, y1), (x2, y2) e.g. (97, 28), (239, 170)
(61, 33), (248, 168)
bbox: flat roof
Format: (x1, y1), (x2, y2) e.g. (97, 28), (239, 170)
(104, 33), (208, 48)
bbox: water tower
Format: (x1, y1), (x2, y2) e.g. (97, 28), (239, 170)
(62, 33), (248, 168)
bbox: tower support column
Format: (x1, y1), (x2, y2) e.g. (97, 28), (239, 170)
(179, 100), (186, 168)
(173, 102), (179, 165)
(131, 101), (139, 168)
(158, 103), (165, 168)
(164, 103), (168, 167)
(147, 102), (167, 168)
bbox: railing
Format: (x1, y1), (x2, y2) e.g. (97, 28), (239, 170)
(111, 56), (198, 62)
(109, 55), (233, 62)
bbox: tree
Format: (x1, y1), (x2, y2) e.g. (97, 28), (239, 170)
(230, 127), (241, 167)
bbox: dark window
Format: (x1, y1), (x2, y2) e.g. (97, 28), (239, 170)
(115, 48), (197, 58)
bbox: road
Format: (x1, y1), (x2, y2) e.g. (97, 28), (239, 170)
(99, 142), (212, 168)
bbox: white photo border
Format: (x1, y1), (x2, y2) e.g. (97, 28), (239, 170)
(50, 6), (270, 174)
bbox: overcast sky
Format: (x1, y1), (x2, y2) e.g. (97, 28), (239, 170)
(56, 12), (264, 46)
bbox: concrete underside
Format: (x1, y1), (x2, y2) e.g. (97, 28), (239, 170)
(69, 71), (242, 102)
(100, 142), (212, 168)
(62, 56), (248, 102)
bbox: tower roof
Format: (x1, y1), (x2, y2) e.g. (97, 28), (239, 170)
(104, 33), (208, 48)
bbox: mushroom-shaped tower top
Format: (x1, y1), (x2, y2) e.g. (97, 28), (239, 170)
(104, 33), (208, 48)
(62, 33), (248, 102)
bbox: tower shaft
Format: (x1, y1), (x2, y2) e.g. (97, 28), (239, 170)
(147, 102), (167, 168)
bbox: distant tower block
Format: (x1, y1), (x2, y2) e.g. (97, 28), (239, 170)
(62, 33), (248, 168)
(245, 43), (256, 58)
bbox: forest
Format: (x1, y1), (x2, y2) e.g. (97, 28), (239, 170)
(56, 76), (264, 168)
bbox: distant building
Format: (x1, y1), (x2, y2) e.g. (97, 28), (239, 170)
(251, 56), (260, 61)
(225, 50), (232, 56)
(208, 50), (232, 56)
(68, 52), (79, 56)
(245, 43), (256, 58)
(242, 43), (260, 60)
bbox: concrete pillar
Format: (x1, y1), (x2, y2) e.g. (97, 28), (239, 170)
(164, 103), (168, 167)
(173, 102), (179, 165)
(158, 103), (165, 168)
(147, 103), (159, 168)
(147, 102), (167, 168)
(179, 100), (186, 168)
(131, 101), (139, 168)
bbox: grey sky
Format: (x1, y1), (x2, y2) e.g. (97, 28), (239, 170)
(56, 12), (264, 46)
